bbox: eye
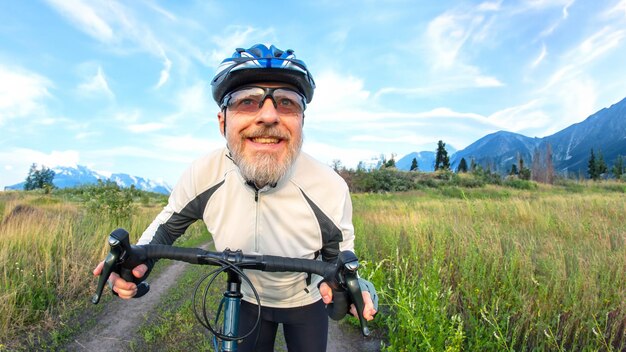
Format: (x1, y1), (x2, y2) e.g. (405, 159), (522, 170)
(239, 98), (256, 106)
(278, 98), (294, 106)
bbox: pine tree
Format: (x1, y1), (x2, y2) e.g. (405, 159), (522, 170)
(410, 158), (418, 171)
(518, 155), (530, 180)
(434, 140), (450, 171)
(457, 158), (468, 173)
(509, 164), (518, 176)
(613, 155), (624, 180)
(588, 149), (598, 180)
(597, 151), (607, 178)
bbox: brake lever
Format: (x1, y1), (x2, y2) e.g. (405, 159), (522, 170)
(91, 228), (150, 304)
(339, 252), (371, 337)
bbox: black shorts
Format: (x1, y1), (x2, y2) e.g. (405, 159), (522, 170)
(237, 299), (328, 352)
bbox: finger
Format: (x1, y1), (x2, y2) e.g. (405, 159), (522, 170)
(362, 291), (377, 321)
(110, 273), (138, 299)
(349, 304), (357, 317)
(93, 261), (104, 276)
(132, 264), (148, 279)
(113, 285), (138, 299)
(319, 282), (333, 304)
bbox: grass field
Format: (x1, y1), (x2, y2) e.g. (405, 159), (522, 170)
(354, 183), (626, 351)
(0, 180), (625, 351)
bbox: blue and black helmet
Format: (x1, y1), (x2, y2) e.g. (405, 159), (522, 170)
(211, 44), (316, 106)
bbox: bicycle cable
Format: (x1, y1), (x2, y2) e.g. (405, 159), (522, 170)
(191, 258), (262, 343)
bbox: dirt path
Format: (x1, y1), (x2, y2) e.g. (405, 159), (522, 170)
(64, 259), (192, 351)
(64, 256), (381, 351)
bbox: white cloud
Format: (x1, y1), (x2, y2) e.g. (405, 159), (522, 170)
(350, 134), (434, 146)
(303, 141), (378, 169)
(44, 0), (114, 42)
(602, 0), (626, 18)
(478, 1), (502, 12)
(155, 135), (223, 153)
(0, 149), (80, 188)
(0, 65), (52, 125)
(113, 109), (141, 123)
(208, 26), (276, 66)
(127, 123), (167, 133)
(531, 43), (548, 68)
(487, 99), (552, 132)
(163, 82), (215, 122)
(77, 66), (114, 99)
(576, 26), (626, 64)
(45, 0), (173, 88)
(309, 71), (370, 113)
(151, 52), (173, 89)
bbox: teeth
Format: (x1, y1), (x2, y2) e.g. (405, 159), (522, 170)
(252, 137), (280, 144)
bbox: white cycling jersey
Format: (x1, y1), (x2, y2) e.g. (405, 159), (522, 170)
(137, 147), (355, 308)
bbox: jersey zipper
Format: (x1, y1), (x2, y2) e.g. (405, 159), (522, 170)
(255, 188), (260, 251)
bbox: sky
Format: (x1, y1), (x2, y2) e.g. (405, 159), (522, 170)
(2, 0), (626, 189)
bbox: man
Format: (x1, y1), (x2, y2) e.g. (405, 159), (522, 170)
(94, 44), (376, 351)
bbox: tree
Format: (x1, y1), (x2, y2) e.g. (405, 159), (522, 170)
(331, 159), (343, 172)
(518, 154), (531, 180)
(24, 163), (55, 191)
(457, 158), (468, 173)
(531, 148), (542, 182)
(410, 157), (419, 171)
(470, 158), (477, 172)
(597, 151), (608, 177)
(545, 143), (555, 184)
(588, 149), (598, 180)
(385, 153), (396, 168)
(613, 155), (624, 180)
(531, 143), (555, 184)
(589, 148), (608, 180)
(509, 164), (518, 176)
(434, 140), (450, 171)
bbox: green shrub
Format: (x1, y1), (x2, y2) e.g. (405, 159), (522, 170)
(83, 180), (135, 222)
(351, 169), (418, 193)
(503, 178), (538, 190)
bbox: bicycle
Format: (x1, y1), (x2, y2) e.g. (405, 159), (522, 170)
(92, 228), (374, 352)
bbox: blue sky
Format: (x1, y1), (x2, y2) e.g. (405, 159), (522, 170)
(2, 0), (626, 189)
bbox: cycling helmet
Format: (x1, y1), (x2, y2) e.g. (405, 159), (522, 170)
(211, 44), (316, 105)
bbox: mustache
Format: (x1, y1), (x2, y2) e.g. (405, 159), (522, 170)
(242, 127), (291, 140)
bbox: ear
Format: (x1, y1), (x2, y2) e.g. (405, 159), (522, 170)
(218, 110), (226, 136)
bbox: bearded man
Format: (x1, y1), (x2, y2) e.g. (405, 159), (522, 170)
(94, 44), (376, 352)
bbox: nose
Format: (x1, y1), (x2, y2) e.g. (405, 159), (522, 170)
(255, 97), (280, 125)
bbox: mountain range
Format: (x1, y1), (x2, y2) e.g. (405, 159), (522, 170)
(5, 165), (172, 194)
(5, 97), (625, 190)
(396, 96), (626, 175)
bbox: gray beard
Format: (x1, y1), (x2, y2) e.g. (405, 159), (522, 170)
(229, 134), (302, 188)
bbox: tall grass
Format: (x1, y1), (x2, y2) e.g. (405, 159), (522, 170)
(0, 190), (165, 348)
(354, 185), (626, 351)
(2, 180), (625, 351)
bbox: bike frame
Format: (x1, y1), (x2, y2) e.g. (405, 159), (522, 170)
(215, 270), (243, 352)
(92, 228), (371, 352)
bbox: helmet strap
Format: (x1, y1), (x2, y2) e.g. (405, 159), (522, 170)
(221, 107), (228, 136)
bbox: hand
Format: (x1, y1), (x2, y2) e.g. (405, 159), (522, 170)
(93, 261), (148, 299)
(319, 282), (377, 321)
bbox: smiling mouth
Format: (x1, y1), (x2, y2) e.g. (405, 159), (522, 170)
(250, 137), (282, 144)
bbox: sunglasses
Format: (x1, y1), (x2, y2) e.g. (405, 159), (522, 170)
(221, 86), (307, 115)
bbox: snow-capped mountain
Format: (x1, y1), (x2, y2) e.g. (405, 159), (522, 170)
(6, 165), (172, 194)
